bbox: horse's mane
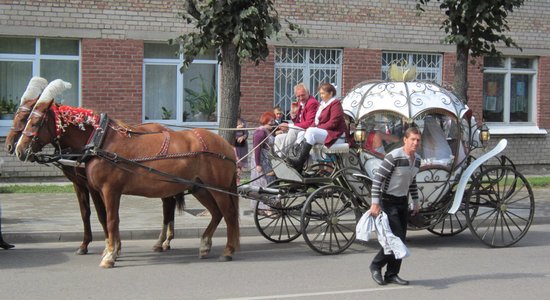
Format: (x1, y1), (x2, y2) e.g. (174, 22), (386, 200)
(51, 103), (101, 137)
(51, 103), (162, 137)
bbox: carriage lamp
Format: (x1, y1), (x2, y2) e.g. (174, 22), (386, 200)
(354, 123), (366, 143)
(480, 123), (490, 145)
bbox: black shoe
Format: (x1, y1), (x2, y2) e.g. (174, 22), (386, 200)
(286, 141), (312, 173)
(0, 240), (15, 250)
(385, 275), (409, 285)
(370, 268), (386, 285)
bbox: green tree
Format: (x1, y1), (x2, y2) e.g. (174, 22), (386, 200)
(175, 0), (303, 143)
(416, 0), (524, 103)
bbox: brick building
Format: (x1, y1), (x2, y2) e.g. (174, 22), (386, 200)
(0, 0), (549, 178)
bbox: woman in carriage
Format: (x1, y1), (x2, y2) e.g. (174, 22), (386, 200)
(287, 83), (348, 173)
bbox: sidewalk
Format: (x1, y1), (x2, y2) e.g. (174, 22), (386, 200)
(1, 192), (259, 244)
(2, 186), (550, 244)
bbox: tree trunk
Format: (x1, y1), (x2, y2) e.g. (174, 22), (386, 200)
(219, 42), (241, 144)
(453, 43), (470, 104)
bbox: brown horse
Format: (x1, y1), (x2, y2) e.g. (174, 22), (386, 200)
(16, 92), (240, 268)
(5, 78), (183, 254)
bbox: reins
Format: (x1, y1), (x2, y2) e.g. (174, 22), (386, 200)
(21, 103), (289, 192)
(92, 148), (239, 197)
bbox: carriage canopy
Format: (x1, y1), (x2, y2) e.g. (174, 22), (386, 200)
(342, 81), (471, 122)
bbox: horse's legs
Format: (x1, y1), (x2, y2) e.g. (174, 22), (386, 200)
(193, 188), (222, 259)
(99, 191), (122, 269)
(153, 197), (176, 252)
(72, 182), (92, 255)
(211, 189), (240, 261)
(89, 188), (111, 256)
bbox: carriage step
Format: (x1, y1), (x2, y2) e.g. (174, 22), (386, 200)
(238, 185), (282, 207)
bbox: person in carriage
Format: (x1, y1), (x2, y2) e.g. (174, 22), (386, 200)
(274, 83), (319, 157)
(287, 83), (348, 173)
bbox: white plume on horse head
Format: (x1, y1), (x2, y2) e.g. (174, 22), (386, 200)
(37, 79), (72, 104)
(20, 77), (49, 104)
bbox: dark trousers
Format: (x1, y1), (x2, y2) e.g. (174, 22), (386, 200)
(370, 195), (408, 277)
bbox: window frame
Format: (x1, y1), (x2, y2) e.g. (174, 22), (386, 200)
(483, 57), (537, 124)
(274, 47), (343, 117)
(381, 51), (443, 84)
(482, 57), (545, 135)
(142, 43), (221, 126)
(0, 37), (80, 130)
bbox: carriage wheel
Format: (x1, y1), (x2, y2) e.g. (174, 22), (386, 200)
(331, 167), (371, 212)
(465, 166), (534, 247)
(427, 201), (469, 236)
(253, 180), (306, 243)
(300, 185), (360, 255)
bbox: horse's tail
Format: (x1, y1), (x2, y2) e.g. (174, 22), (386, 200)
(174, 193), (185, 214)
(230, 171), (241, 250)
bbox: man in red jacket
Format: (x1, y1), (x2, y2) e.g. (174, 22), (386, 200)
(287, 83), (347, 172)
(274, 83), (320, 157)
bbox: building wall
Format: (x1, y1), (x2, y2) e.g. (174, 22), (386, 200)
(0, 138), (65, 179)
(1, 0), (550, 177)
(81, 39), (144, 124)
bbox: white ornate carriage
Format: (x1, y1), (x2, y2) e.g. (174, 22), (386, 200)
(239, 80), (534, 253)
(342, 80), (534, 246)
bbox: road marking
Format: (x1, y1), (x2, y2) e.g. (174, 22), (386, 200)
(218, 286), (412, 300)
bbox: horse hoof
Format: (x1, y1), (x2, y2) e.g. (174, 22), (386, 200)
(99, 260), (115, 269)
(199, 250), (209, 259)
(152, 245), (163, 252)
(162, 245), (171, 251)
(75, 248), (88, 255)
(218, 255), (233, 262)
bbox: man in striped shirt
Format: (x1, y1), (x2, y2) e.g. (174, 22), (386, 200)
(369, 127), (422, 286)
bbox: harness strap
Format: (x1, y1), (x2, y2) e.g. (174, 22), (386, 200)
(81, 113), (110, 163)
(192, 129), (208, 151)
(156, 130), (171, 157)
(94, 149), (238, 197)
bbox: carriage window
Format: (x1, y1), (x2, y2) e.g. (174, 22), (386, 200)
(274, 47), (342, 118)
(143, 43), (219, 124)
(483, 57), (537, 124)
(0, 37), (80, 126)
(359, 113), (406, 157)
(382, 52), (443, 84)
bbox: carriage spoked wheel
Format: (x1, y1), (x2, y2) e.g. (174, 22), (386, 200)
(331, 167), (371, 212)
(300, 185), (361, 255)
(253, 180), (307, 243)
(465, 166), (535, 247)
(427, 200), (469, 236)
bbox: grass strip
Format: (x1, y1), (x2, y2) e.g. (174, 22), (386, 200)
(0, 184), (74, 193)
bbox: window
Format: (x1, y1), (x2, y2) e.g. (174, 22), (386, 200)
(274, 48), (342, 116)
(483, 57), (537, 124)
(143, 43), (219, 124)
(382, 52), (442, 83)
(0, 37), (79, 125)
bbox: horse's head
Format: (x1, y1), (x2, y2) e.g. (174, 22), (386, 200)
(15, 79), (72, 162)
(5, 77), (48, 154)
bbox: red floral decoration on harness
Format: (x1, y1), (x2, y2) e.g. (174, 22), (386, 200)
(51, 105), (101, 138)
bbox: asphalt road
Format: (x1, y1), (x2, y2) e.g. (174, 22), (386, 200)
(1, 223), (550, 300)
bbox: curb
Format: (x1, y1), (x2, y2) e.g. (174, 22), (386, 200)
(5, 217), (548, 245)
(3, 225), (261, 244)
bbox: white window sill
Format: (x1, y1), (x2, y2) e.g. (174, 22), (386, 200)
(486, 124), (548, 135)
(0, 126), (11, 137)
